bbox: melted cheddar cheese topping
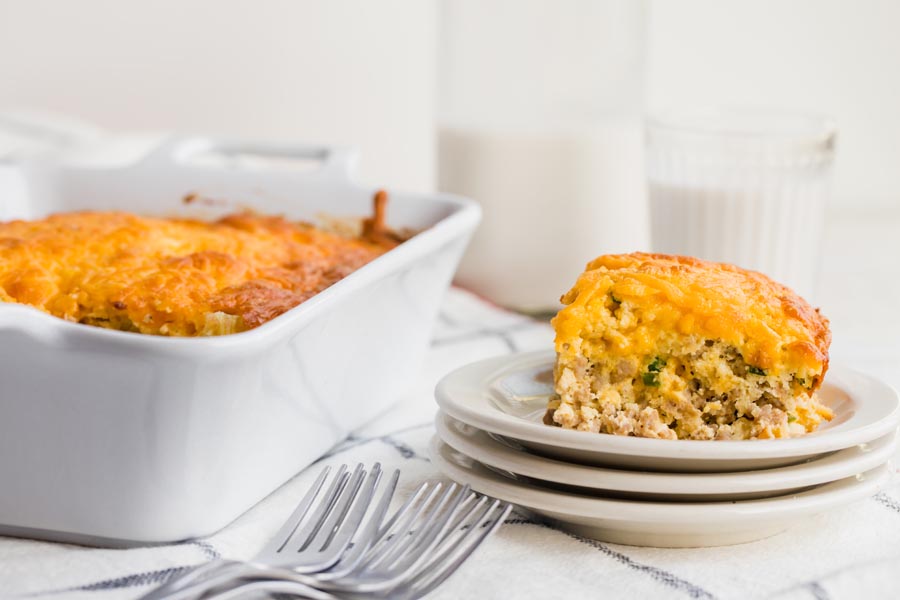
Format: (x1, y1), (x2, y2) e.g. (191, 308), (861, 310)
(0, 210), (395, 336)
(553, 253), (830, 385)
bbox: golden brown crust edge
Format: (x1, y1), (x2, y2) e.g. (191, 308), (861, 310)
(558, 252), (830, 386)
(0, 191), (401, 336)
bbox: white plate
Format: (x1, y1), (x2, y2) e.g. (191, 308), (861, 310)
(436, 411), (896, 501)
(430, 436), (890, 547)
(434, 351), (900, 472)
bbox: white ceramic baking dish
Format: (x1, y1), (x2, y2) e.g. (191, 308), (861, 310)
(0, 136), (480, 546)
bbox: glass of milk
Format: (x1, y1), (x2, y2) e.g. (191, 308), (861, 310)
(438, 0), (649, 314)
(647, 108), (837, 301)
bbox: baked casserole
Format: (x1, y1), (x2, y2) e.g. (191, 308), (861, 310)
(0, 191), (400, 336)
(548, 253), (832, 440)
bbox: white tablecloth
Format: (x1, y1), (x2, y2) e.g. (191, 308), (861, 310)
(2, 212), (900, 600)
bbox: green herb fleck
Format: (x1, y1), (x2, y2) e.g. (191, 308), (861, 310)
(788, 414), (798, 423)
(609, 291), (622, 304)
(796, 377), (807, 387)
(642, 372), (660, 387)
(648, 357), (667, 372)
(747, 366), (766, 376)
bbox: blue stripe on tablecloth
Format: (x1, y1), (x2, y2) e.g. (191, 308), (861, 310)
(18, 539), (222, 597)
(806, 581), (831, 600)
(66, 566), (189, 591)
(430, 321), (537, 349)
(770, 554), (900, 598)
(190, 540), (221, 560)
(314, 422), (433, 463)
(503, 518), (717, 599)
(874, 492), (900, 515)
(18, 565), (191, 596)
(380, 434), (428, 461)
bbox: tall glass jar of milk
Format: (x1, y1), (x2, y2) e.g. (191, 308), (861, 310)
(438, 0), (649, 313)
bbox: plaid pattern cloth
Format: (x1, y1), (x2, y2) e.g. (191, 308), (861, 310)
(1, 287), (899, 600)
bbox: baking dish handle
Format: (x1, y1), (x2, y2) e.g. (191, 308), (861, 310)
(139, 136), (358, 183)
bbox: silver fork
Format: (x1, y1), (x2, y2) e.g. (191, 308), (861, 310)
(198, 484), (513, 599)
(141, 462), (395, 600)
(392, 496), (512, 600)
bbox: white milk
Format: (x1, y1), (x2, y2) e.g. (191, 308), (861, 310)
(439, 122), (648, 312)
(649, 180), (827, 300)
(646, 108), (836, 302)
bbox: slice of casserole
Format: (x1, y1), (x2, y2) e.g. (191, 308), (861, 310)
(0, 191), (402, 336)
(548, 253), (832, 440)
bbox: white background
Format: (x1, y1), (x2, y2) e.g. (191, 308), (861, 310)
(0, 0), (898, 209)
(647, 0), (900, 211)
(0, 0), (438, 191)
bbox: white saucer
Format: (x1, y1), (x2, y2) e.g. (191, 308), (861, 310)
(429, 436), (890, 547)
(434, 351), (900, 473)
(436, 411), (896, 501)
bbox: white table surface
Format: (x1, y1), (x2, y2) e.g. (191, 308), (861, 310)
(1, 208), (899, 600)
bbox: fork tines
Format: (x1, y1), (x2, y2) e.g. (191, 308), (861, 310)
(148, 464), (512, 600)
(317, 480), (513, 598)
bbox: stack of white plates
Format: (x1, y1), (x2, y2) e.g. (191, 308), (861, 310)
(432, 351), (900, 547)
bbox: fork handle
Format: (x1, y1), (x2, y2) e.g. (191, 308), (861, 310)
(196, 571), (340, 600)
(142, 561), (323, 600)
